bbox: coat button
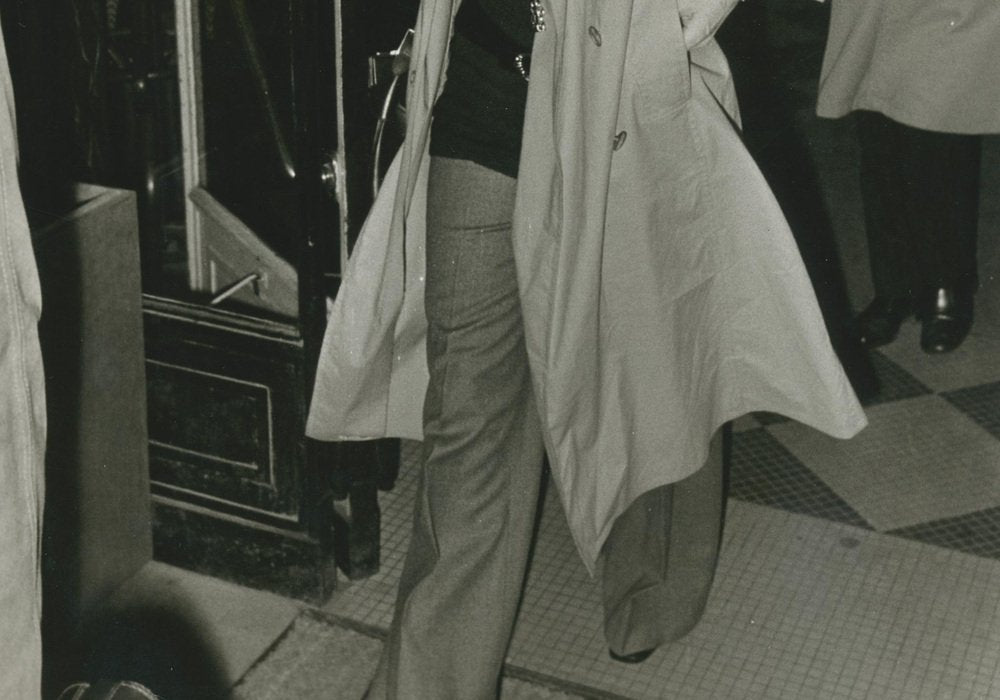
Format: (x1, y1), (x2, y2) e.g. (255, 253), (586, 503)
(588, 26), (602, 46)
(613, 130), (627, 151)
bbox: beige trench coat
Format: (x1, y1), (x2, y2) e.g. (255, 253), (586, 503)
(817, 0), (1000, 134)
(0, 23), (46, 699)
(308, 0), (867, 571)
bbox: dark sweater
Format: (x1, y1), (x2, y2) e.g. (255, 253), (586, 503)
(429, 0), (533, 179)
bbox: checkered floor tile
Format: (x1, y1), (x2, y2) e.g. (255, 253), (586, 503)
(730, 428), (869, 528)
(944, 381), (1000, 440)
(890, 507), (1000, 561)
(862, 351), (933, 407)
(880, 322), (1000, 393)
(325, 477), (1000, 700)
(769, 395), (1000, 532)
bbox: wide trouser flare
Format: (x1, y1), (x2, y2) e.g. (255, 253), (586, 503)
(369, 157), (725, 699)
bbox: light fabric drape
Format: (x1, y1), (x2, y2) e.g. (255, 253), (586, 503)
(0, 21), (46, 700)
(818, 0), (1000, 134)
(308, 0), (867, 571)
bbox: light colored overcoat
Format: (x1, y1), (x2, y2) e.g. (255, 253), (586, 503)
(308, 0), (867, 571)
(0, 23), (46, 699)
(817, 0), (1000, 134)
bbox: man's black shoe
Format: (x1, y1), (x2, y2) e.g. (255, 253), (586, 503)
(919, 287), (974, 354)
(856, 296), (913, 348)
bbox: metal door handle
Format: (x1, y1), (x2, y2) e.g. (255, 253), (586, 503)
(371, 29), (414, 197)
(320, 156), (341, 199)
(210, 272), (261, 304)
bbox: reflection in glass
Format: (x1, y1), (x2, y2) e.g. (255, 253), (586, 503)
(200, 0), (299, 265)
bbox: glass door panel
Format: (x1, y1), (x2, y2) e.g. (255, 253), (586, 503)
(199, 0), (298, 263)
(178, 0), (301, 319)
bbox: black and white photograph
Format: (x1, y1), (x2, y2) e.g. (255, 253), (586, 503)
(1, 0), (998, 697)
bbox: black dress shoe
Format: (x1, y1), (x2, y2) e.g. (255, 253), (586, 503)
(919, 287), (974, 354)
(609, 647), (655, 664)
(855, 296), (913, 348)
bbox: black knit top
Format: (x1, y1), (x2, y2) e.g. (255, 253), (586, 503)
(429, 0), (534, 178)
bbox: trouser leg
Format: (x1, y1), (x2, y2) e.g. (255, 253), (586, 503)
(857, 111), (982, 298)
(371, 158), (545, 700)
(857, 111), (916, 299)
(601, 427), (727, 657)
(895, 122), (981, 293)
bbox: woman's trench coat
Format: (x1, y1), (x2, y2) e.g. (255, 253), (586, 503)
(817, 0), (1000, 134)
(308, 0), (867, 571)
(0, 23), (46, 698)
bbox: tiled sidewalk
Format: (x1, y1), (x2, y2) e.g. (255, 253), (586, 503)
(323, 426), (1000, 699)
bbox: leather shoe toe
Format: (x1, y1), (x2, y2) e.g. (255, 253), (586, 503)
(921, 316), (972, 354)
(919, 287), (973, 354)
(856, 296), (913, 348)
(609, 647), (656, 664)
